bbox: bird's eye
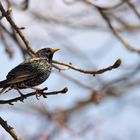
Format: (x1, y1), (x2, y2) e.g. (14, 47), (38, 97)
(46, 51), (50, 54)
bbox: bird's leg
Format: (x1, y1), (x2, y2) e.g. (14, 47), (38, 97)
(15, 88), (24, 96)
(12, 84), (24, 96)
(30, 87), (48, 99)
(15, 88), (26, 102)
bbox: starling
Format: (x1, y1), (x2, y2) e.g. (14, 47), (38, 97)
(0, 48), (59, 93)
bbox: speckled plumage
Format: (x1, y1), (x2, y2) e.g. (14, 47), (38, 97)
(0, 48), (59, 90)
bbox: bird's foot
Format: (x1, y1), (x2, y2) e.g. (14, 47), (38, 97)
(34, 87), (48, 99)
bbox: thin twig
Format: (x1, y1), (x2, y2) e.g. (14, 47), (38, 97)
(52, 59), (121, 76)
(0, 117), (22, 140)
(0, 87), (68, 105)
(0, 2), (35, 56)
(95, 6), (140, 54)
(21, 0), (29, 10)
(94, 1), (125, 12)
(125, 0), (140, 20)
(56, 71), (94, 90)
(0, 23), (29, 58)
(0, 28), (14, 58)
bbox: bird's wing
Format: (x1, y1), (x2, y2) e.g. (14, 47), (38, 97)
(6, 58), (41, 84)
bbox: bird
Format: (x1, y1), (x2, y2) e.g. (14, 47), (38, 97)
(0, 48), (59, 94)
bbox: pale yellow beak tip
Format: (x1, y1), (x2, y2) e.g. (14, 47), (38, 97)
(52, 48), (60, 53)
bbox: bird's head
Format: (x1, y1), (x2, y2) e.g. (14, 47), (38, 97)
(36, 48), (60, 62)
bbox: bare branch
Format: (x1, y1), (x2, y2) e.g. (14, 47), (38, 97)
(0, 28), (14, 58)
(21, 0), (29, 10)
(0, 87), (68, 105)
(53, 59), (121, 76)
(125, 0), (140, 20)
(0, 2), (35, 56)
(0, 117), (22, 140)
(95, 6), (140, 54)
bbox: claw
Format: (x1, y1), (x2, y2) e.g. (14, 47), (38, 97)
(42, 94), (47, 98)
(35, 87), (48, 99)
(42, 87), (48, 91)
(35, 94), (40, 100)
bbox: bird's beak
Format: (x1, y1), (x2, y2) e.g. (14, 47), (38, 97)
(52, 48), (60, 53)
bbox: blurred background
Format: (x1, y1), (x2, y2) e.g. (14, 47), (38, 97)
(0, 0), (140, 140)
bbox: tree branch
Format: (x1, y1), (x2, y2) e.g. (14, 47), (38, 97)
(0, 116), (22, 140)
(52, 59), (121, 76)
(95, 6), (140, 54)
(125, 0), (140, 20)
(0, 87), (68, 105)
(0, 2), (35, 56)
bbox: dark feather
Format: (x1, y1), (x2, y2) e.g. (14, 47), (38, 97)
(6, 58), (42, 84)
(0, 80), (8, 88)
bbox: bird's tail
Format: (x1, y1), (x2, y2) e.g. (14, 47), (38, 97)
(0, 80), (10, 95)
(0, 80), (7, 88)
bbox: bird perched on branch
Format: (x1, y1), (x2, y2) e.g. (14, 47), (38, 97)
(0, 48), (59, 94)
